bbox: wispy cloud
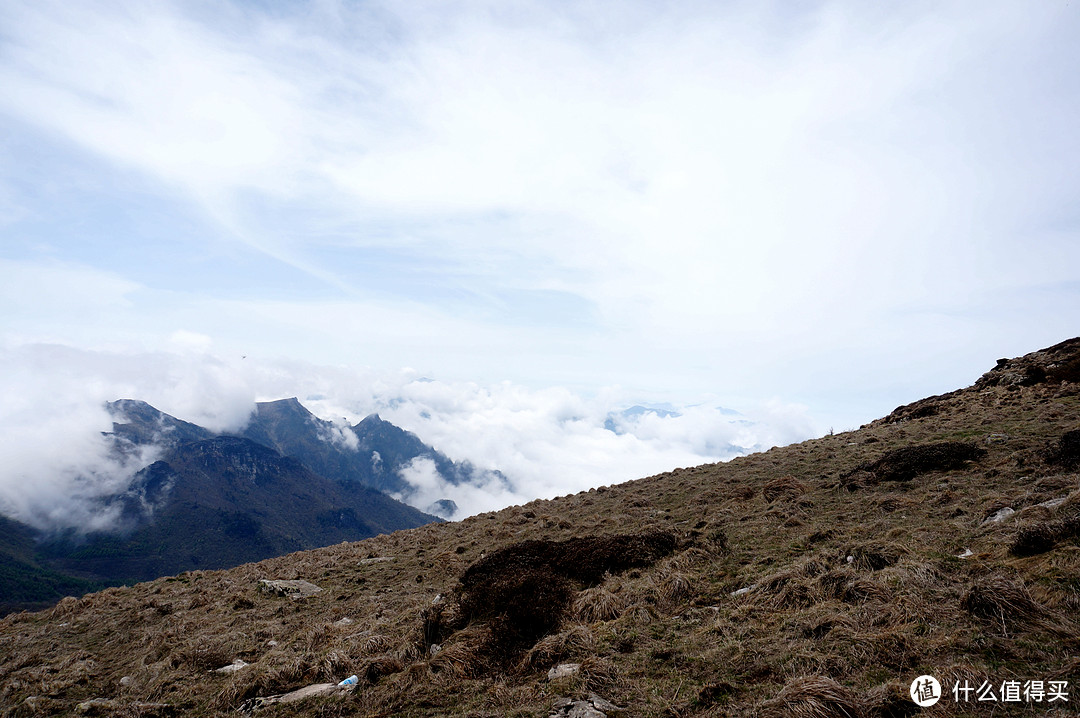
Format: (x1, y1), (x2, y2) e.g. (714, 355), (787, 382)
(3, 0), (1077, 318)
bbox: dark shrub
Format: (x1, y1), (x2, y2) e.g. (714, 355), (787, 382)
(460, 568), (575, 663)
(1049, 356), (1080, 383)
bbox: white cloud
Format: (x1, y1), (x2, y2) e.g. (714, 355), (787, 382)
(317, 420), (360, 452)
(0, 258), (140, 327)
(0, 1), (303, 194)
(394, 457), (516, 519)
(0, 348), (159, 531)
(168, 330), (213, 354)
(0, 344), (819, 528)
(372, 379), (815, 516)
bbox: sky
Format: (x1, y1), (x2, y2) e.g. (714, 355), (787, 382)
(1, 1), (1079, 527)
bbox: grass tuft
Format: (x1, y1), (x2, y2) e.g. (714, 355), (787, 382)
(761, 675), (865, 718)
(960, 575), (1049, 634)
(763, 475), (810, 502)
(572, 586), (625, 623)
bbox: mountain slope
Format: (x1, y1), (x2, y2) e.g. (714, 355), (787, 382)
(1, 339), (1078, 717)
(0, 514), (103, 616)
(34, 436), (437, 585)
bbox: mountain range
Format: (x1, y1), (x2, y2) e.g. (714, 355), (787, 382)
(0, 398), (496, 614)
(111, 396), (494, 504)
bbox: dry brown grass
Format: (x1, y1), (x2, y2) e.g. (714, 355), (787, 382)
(960, 574), (1061, 636)
(427, 624), (491, 678)
(522, 622), (596, 670)
(763, 475), (810, 502)
(760, 675), (865, 718)
(572, 586), (624, 622)
(1011, 509), (1080, 556)
(756, 559), (832, 608)
(847, 542), (905, 572)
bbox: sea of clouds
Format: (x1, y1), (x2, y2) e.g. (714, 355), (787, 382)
(0, 342), (819, 531)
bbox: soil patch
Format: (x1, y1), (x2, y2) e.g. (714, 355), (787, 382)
(844, 441), (985, 484)
(1048, 429), (1080, 469)
(428, 532), (677, 671)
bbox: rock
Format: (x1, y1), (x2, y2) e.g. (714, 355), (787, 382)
(334, 617), (354, 626)
(76, 698), (118, 714)
(119, 675), (134, 687)
(547, 663), (582, 680)
(257, 579), (323, 599)
(568, 703), (607, 718)
(982, 507), (1016, 525)
(214, 658), (249, 674)
(239, 683), (340, 711)
(359, 556), (395, 565)
(267, 640), (278, 647)
(587, 693), (624, 712)
(548, 694), (623, 718)
(280, 683), (337, 703)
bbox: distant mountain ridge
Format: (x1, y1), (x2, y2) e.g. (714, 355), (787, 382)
(235, 397), (492, 500)
(107, 397), (499, 508)
(0, 397), (493, 613)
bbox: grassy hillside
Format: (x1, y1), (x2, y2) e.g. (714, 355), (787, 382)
(1, 340), (1078, 717)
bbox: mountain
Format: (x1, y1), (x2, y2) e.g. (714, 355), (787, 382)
(238, 397), (488, 499)
(107, 396), (499, 511)
(34, 436), (436, 585)
(2, 338), (1078, 718)
(0, 402), (450, 611)
(106, 398), (215, 454)
(602, 404), (682, 434)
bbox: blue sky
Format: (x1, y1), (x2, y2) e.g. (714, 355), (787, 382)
(1, 1), (1079, 522)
